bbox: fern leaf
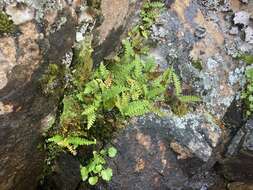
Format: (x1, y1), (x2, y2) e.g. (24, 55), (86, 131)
(178, 95), (201, 103)
(172, 72), (182, 96)
(122, 100), (151, 116)
(87, 111), (96, 129)
(83, 80), (99, 94)
(102, 85), (126, 101)
(147, 86), (166, 99)
(47, 135), (64, 143)
(98, 62), (110, 79)
(66, 136), (96, 146)
(149, 2), (164, 8)
(122, 39), (134, 59)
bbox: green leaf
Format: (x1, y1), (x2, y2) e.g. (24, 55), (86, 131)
(80, 166), (89, 181)
(93, 164), (103, 174)
(88, 176), (98, 185)
(108, 147), (117, 158)
(47, 135), (63, 143)
(101, 168), (113, 182)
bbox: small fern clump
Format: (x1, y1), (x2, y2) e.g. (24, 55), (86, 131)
(240, 54), (253, 117)
(47, 135), (96, 156)
(0, 11), (14, 35)
(77, 39), (200, 129)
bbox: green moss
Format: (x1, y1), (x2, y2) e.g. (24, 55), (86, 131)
(0, 11), (15, 35)
(40, 63), (67, 96)
(72, 36), (94, 90)
(191, 59), (203, 70)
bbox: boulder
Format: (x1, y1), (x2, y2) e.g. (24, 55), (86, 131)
(0, 1), (77, 189)
(0, 0), (140, 189)
(220, 118), (253, 182)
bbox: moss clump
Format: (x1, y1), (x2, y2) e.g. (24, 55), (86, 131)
(72, 36), (94, 90)
(0, 11), (14, 35)
(191, 58), (203, 70)
(40, 64), (67, 96)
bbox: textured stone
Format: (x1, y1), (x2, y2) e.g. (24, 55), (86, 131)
(0, 2), (77, 190)
(245, 26), (253, 44)
(233, 11), (250, 27)
(94, 113), (221, 190)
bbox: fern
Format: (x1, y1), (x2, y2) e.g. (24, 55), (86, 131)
(172, 71), (182, 96)
(47, 135), (96, 155)
(178, 95), (201, 103)
(122, 100), (152, 116)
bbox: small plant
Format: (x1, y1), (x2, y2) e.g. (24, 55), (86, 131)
(80, 147), (117, 185)
(45, 0), (200, 186)
(0, 11), (14, 34)
(78, 39), (200, 129)
(240, 54), (253, 117)
(47, 135), (96, 155)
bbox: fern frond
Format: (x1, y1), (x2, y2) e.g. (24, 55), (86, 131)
(122, 39), (134, 59)
(87, 112), (96, 129)
(147, 86), (166, 100)
(178, 95), (201, 103)
(149, 2), (164, 8)
(83, 80), (99, 94)
(66, 136), (96, 146)
(102, 85), (126, 101)
(122, 100), (151, 116)
(97, 62), (110, 79)
(172, 72), (182, 96)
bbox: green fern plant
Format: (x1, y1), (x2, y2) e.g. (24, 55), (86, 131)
(47, 135), (96, 155)
(77, 39), (200, 129)
(240, 54), (253, 117)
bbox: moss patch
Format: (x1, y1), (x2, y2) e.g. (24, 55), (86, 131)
(0, 11), (15, 35)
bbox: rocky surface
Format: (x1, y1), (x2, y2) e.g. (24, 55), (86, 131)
(1, 0), (253, 190)
(95, 113), (222, 190)
(0, 0), (140, 190)
(94, 0), (253, 189)
(219, 118), (253, 183)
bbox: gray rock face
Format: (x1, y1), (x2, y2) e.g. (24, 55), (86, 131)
(95, 113), (221, 190)
(234, 11), (250, 27)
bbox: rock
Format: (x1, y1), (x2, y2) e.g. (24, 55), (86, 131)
(229, 26), (239, 35)
(220, 118), (253, 182)
(92, 0), (142, 65)
(245, 26), (253, 44)
(93, 0), (250, 189)
(233, 11), (250, 27)
(38, 154), (81, 190)
(240, 0), (248, 4)
(228, 182), (253, 190)
(6, 3), (35, 25)
(95, 113), (222, 190)
(0, 2), (77, 189)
